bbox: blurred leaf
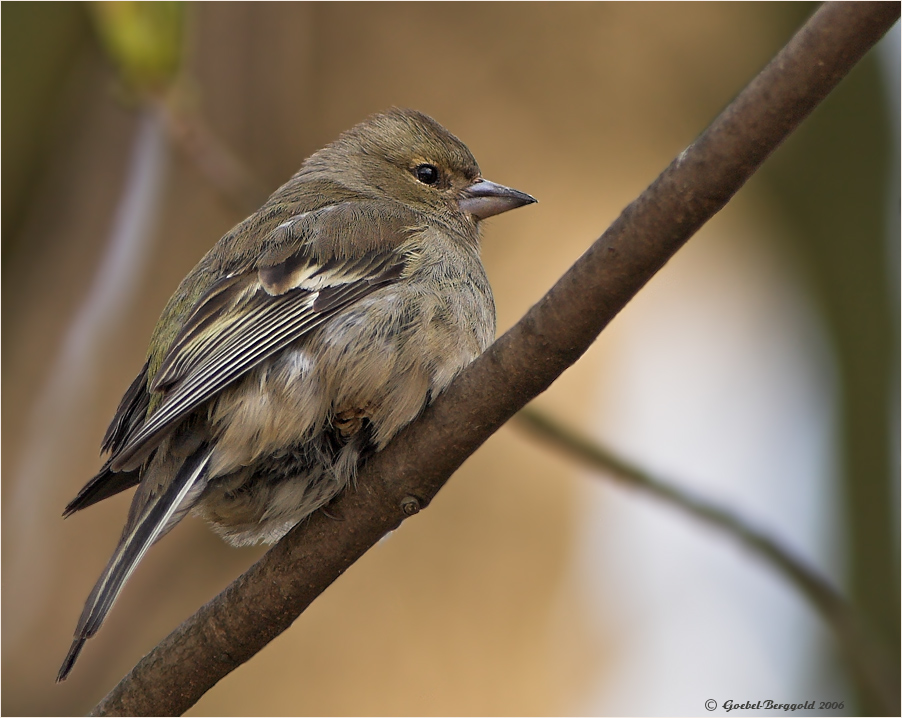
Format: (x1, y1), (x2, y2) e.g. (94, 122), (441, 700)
(88, 1), (183, 93)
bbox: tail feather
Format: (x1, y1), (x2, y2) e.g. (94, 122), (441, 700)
(57, 637), (87, 684)
(57, 446), (212, 682)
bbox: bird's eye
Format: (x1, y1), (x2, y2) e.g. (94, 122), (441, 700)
(414, 164), (440, 185)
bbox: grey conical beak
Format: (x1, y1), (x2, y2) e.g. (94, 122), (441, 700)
(459, 179), (536, 220)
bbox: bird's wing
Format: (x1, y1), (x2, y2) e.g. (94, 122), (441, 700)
(108, 207), (411, 472)
(101, 359), (153, 454)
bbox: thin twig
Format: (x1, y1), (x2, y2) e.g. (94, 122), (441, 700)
(91, 4), (900, 715)
(513, 406), (899, 714)
(154, 92), (270, 214)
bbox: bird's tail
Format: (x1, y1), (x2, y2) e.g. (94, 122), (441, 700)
(57, 446), (213, 682)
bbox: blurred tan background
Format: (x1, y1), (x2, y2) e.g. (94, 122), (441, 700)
(2, 3), (898, 716)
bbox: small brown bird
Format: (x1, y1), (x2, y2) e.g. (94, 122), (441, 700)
(58, 108), (535, 681)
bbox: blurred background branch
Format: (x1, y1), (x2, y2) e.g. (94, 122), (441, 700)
(513, 406), (898, 715)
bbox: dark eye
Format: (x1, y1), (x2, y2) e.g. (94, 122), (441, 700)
(414, 164), (439, 185)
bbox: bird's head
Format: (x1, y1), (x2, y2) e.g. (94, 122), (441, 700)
(303, 108), (536, 226)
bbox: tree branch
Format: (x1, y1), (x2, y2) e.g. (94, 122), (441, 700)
(92, 3), (900, 715)
(513, 407), (900, 715)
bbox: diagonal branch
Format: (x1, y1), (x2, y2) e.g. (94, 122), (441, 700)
(92, 3), (900, 715)
(513, 407), (900, 715)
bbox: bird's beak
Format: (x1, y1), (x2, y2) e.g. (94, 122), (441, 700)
(459, 179), (536, 220)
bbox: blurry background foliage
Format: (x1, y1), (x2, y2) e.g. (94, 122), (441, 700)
(2, 2), (897, 716)
(88, 1), (184, 93)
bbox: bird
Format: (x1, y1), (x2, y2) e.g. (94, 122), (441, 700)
(57, 108), (536, 681)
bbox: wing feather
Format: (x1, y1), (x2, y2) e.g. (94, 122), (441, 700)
(100, 360), (152, 455)
(110, 249), (405, 471)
